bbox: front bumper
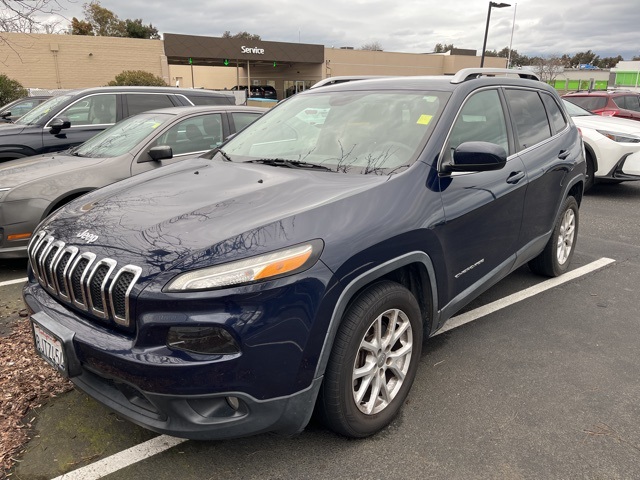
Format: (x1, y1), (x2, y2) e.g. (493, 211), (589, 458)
(23, 268), (330, 439)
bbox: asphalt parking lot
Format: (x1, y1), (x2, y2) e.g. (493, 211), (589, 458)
(2, 182), (640, 479)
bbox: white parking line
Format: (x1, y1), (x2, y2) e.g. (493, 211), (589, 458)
(52, 435), (187, 480)
(0, 277), (28, 287)
(436, 257), (616, 335)
(51, 257), (616, 479)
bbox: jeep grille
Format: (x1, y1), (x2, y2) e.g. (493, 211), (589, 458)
(27, 231), (142, 328)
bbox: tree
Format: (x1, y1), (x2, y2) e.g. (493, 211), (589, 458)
(107, 70), (167, 86)
(528, 55), (564, 83)
(434, 43), (455, 53)
(70, 17), (94, 36)
(0, 0), (65, 33)
(222, 31), (261, 41)
(69, 2), (160, 39)
(361, 41), (383, 51)
(124, 19), (160, 39)
(570, 50), (599, 68)
(0, 74), (28, 105)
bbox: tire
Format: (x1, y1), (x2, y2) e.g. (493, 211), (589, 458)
(317, 280), (423, 438)
(584, 152), (595, 192)
(528, 196), (579, 277)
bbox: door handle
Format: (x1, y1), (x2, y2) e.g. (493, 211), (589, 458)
(558, 149), (570, 159)
(506, 171), (525, 184)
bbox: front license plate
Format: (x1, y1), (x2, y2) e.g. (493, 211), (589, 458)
(32, 321), (67, 375)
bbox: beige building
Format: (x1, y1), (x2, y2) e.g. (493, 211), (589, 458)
(0, 32), (506, 100)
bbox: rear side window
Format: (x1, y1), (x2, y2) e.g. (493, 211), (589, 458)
(565, 96), (606, 111)
(541, 93), (567, 134)
(618, 95), (640, 112)
(505, 89), (551, 150)
(185, 94), (234, 106)
(126, 94), (175, 117)
(231, 112), (262, 131)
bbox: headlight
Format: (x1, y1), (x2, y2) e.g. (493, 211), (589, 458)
(596, 130), (640, 143)
(165, 240), (323, 291)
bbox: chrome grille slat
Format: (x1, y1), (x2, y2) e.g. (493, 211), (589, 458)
(53, 246), (79, 300)
(87, 259), (117, 319)
(69, 252), (97, 311)
(29, 230), (140, 329)
(109, 265), (142, 327)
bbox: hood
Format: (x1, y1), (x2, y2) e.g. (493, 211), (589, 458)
(572, 115), (640, 135)
(0, 123), (26, 135)
(0, 152), (104, 188)
(41, 158), (385, 274)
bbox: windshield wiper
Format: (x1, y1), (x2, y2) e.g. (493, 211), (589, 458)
(201, 147), (232, 162)
(247, 158), (334, 172)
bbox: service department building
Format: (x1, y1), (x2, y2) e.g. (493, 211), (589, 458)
(1, 32), (507, 100)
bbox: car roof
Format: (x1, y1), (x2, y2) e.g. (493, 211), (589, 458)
(305, 69), (544, 94)
(140, 105), (268, 116)
(56, 86), (236, 97)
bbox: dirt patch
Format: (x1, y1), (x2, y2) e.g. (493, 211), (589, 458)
(0, 308), (72, 477)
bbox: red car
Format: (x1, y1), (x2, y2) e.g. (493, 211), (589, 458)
(563, 90), (640, 121)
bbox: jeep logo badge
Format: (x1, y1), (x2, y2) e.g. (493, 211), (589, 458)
(77, 229), (99, 244)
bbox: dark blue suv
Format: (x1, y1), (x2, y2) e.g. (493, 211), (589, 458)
(23, 69), (585, 440)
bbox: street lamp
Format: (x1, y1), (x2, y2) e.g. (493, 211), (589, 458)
(480, 1), (511, 68)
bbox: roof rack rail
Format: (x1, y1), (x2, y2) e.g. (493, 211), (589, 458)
(450, 68), (540, 84)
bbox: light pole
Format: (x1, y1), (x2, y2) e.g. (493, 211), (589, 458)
(480, 1), (511, 68)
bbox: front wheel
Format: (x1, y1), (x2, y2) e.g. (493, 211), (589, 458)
(528, 196), (579, 277)
(317, 281), (423, 438)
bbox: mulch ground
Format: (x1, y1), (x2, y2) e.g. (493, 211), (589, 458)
(0, 309), (72, 477)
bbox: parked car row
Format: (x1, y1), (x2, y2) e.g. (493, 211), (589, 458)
(21, 68), (586, 442)
(0, 96), (51, 123)
(0, 105), (265, 258)
(0, 86), (237, 162)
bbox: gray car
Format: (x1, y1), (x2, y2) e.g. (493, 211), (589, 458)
(0, 105), (265, 258)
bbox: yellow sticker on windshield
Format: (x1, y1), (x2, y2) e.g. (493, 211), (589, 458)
(151, 122), (161, 128)
(417, 114), (432, 125)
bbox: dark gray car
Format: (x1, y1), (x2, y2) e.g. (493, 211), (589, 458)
(0, 105), (265, 258)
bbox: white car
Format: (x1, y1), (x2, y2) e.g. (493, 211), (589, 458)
(564, 99), (640, 190)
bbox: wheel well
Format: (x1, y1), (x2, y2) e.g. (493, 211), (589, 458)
(347, 262), (434, 337)
(583, 144), (597, 173)
(568, 181), (583, 207)
(44, 191), (92, 218)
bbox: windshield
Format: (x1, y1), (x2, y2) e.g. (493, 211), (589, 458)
(562, 99), (592, 117)
(73, 112), (173, 158)
(222, 90), (449, 175)
(15, 95), (73, 126)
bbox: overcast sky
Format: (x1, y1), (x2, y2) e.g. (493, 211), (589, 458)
(48, 0), (640, 60)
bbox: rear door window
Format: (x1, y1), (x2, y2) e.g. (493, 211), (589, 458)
(622, 95), (640, 112)
(565, 96), (607, 111)
(126, 94), (175, 117)
(541, 93), (567, 134)
(230, 111), (263, 132)
(184, 94), (235, 106)
(505, 89), (551, 150)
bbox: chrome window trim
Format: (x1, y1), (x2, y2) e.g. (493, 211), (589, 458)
(86, 258), (118, 319)
(109, 265), (142, 327)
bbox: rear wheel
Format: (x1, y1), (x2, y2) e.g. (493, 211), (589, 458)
(528, 196), (579, 277)
(317, 281), (422, 438)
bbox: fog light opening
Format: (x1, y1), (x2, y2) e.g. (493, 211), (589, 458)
(166, 326), (240, 355)
(226, 396), (240, 411)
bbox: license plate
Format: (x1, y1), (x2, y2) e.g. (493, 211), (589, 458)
(32, 321), (67, 375)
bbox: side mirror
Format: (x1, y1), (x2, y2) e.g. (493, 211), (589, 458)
(444, 141), (507, 173)
(0, 110), (11, 119)
(140, 145), (173, 163)
(49, 116), (71, 134)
